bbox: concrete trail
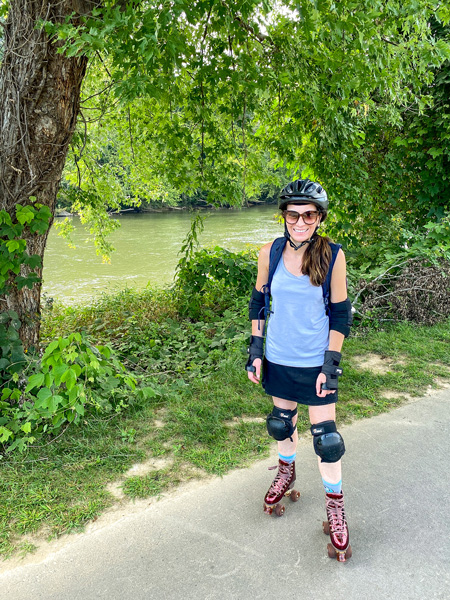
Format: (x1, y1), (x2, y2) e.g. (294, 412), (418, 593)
(1, 388), (449, 600)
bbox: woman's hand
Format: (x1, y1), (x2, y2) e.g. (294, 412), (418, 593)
(248, 358), (262, 384)
(315, 372), (335, 398)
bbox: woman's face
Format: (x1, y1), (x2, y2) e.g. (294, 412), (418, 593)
(284, 203), (320, 243)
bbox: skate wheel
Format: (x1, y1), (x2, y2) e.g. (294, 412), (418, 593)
(274, 503), (285, 517)
(345, 545), (352, 559)
(327, 543), (337, 559)
(322, 521), (330, 535)
(289, 490), (300, 502)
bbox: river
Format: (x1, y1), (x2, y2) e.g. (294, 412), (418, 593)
(42, 206), (283, 303)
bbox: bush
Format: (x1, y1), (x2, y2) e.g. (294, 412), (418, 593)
(0, 333), (136, 453)
(354, 257), (450, 325)
(174, 245), (257, 320)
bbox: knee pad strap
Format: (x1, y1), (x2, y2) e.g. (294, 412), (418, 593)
(310, 420), (345, 463)
(267, 407), (297, 442)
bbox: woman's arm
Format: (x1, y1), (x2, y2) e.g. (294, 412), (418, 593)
(316, 249), (348, 396)
(328, 249), (348, 352)
(247, 243), (271, 383)
(330, 249), (348, 304)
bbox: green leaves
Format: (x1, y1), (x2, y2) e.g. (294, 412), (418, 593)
(57, 0), (449, 245)
(1, 331), (137, 453)
(5, 240), (25, 253)
(25, 373), (45, 392)
(60, 368), (77, 391)
(0, 202), (50, 297)
(15, 205), (36, 226)
(175, 243), (257, 320)
(0, 311), (25, 382)
(34, 0), (450, 280)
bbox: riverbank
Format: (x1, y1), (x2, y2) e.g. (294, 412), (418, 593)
(55, 203), (274, 218)
(1, 283), (449, 561)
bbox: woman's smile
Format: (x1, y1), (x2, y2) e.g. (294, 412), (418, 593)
(291, 225), (310, 235)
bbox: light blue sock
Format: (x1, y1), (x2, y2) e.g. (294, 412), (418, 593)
(279, 452), (296, 464)
(322, 478), (342, 494)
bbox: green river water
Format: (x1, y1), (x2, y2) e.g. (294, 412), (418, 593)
(43, 206), (283, 303)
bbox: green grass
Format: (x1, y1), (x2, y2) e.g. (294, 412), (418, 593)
(122, 467), (179, 499)
(1, 291), (449, 561)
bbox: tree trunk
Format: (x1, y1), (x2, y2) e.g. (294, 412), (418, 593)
(0, 1), (93, 349)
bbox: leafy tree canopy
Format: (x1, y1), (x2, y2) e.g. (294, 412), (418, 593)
(40, 0), (450, 263)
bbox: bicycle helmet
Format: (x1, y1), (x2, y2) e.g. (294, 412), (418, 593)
(279, 179), (328, 251)
(279, 179), (328, 212)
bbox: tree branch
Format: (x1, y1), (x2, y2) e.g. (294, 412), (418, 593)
(220, 1), (274, 47)
(95, 50), (112, 79)
(81, 81), (115, 103)
(352, 258), (412, 307)
(381, 36), (399, 47)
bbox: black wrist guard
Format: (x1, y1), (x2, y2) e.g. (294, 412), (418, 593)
(246, 335), (264, 373)
(321, 350), (343, 390)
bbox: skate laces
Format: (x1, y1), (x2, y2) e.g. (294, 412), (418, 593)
(326, 495), (347, 534)
(268, 463), (292, 494)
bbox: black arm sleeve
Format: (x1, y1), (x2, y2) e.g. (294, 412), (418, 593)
(329, 298), (353, 337)
(248, 286), (265, 321)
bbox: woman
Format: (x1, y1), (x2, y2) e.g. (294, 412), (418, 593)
(246, 178), (353, 562)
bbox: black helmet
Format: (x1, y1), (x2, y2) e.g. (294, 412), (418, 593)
(279, 179), (328, 212)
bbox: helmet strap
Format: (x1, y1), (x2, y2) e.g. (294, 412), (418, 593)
(284, 225), (319, 251)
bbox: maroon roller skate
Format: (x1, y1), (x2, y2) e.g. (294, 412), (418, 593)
(322, 492), (352, 562)
(263, 459), (300, 516)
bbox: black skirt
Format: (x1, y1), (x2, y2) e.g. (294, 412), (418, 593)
(262, 357), (338, 406)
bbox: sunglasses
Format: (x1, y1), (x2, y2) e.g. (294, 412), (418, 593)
(283, 210), (320, 225)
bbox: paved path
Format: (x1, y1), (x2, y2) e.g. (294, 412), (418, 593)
(1, 388), (449, 600)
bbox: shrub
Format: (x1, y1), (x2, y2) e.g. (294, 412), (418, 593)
(354, 257), (450, 325)
(0, 332), (136, 453)
(174, 245), (257, 320)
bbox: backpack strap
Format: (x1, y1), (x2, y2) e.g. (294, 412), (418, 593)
(323, 242), (342, 315)
(259, 237), (286, 334)
(267, 237), (286, 290)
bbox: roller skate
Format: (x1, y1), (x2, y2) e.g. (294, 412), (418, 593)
(263, 459), (300, 516)
(322, 492), (352, 562)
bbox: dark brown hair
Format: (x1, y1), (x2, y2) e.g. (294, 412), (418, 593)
(301, 234), (332, 287)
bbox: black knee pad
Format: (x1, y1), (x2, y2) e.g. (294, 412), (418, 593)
(266, 407), (297, 442)
(310, 420), (345, 463)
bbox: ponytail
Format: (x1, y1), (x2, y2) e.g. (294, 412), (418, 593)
(302, 235), (332, 286)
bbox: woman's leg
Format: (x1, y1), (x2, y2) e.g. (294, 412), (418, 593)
(308, 403), (341, 488)
(273, 396), (298, 458)
(264, 397), (300, 514)
(309, 403), (350, 559)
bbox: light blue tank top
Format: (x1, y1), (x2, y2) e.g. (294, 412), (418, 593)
(265, 256), (329, 367)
